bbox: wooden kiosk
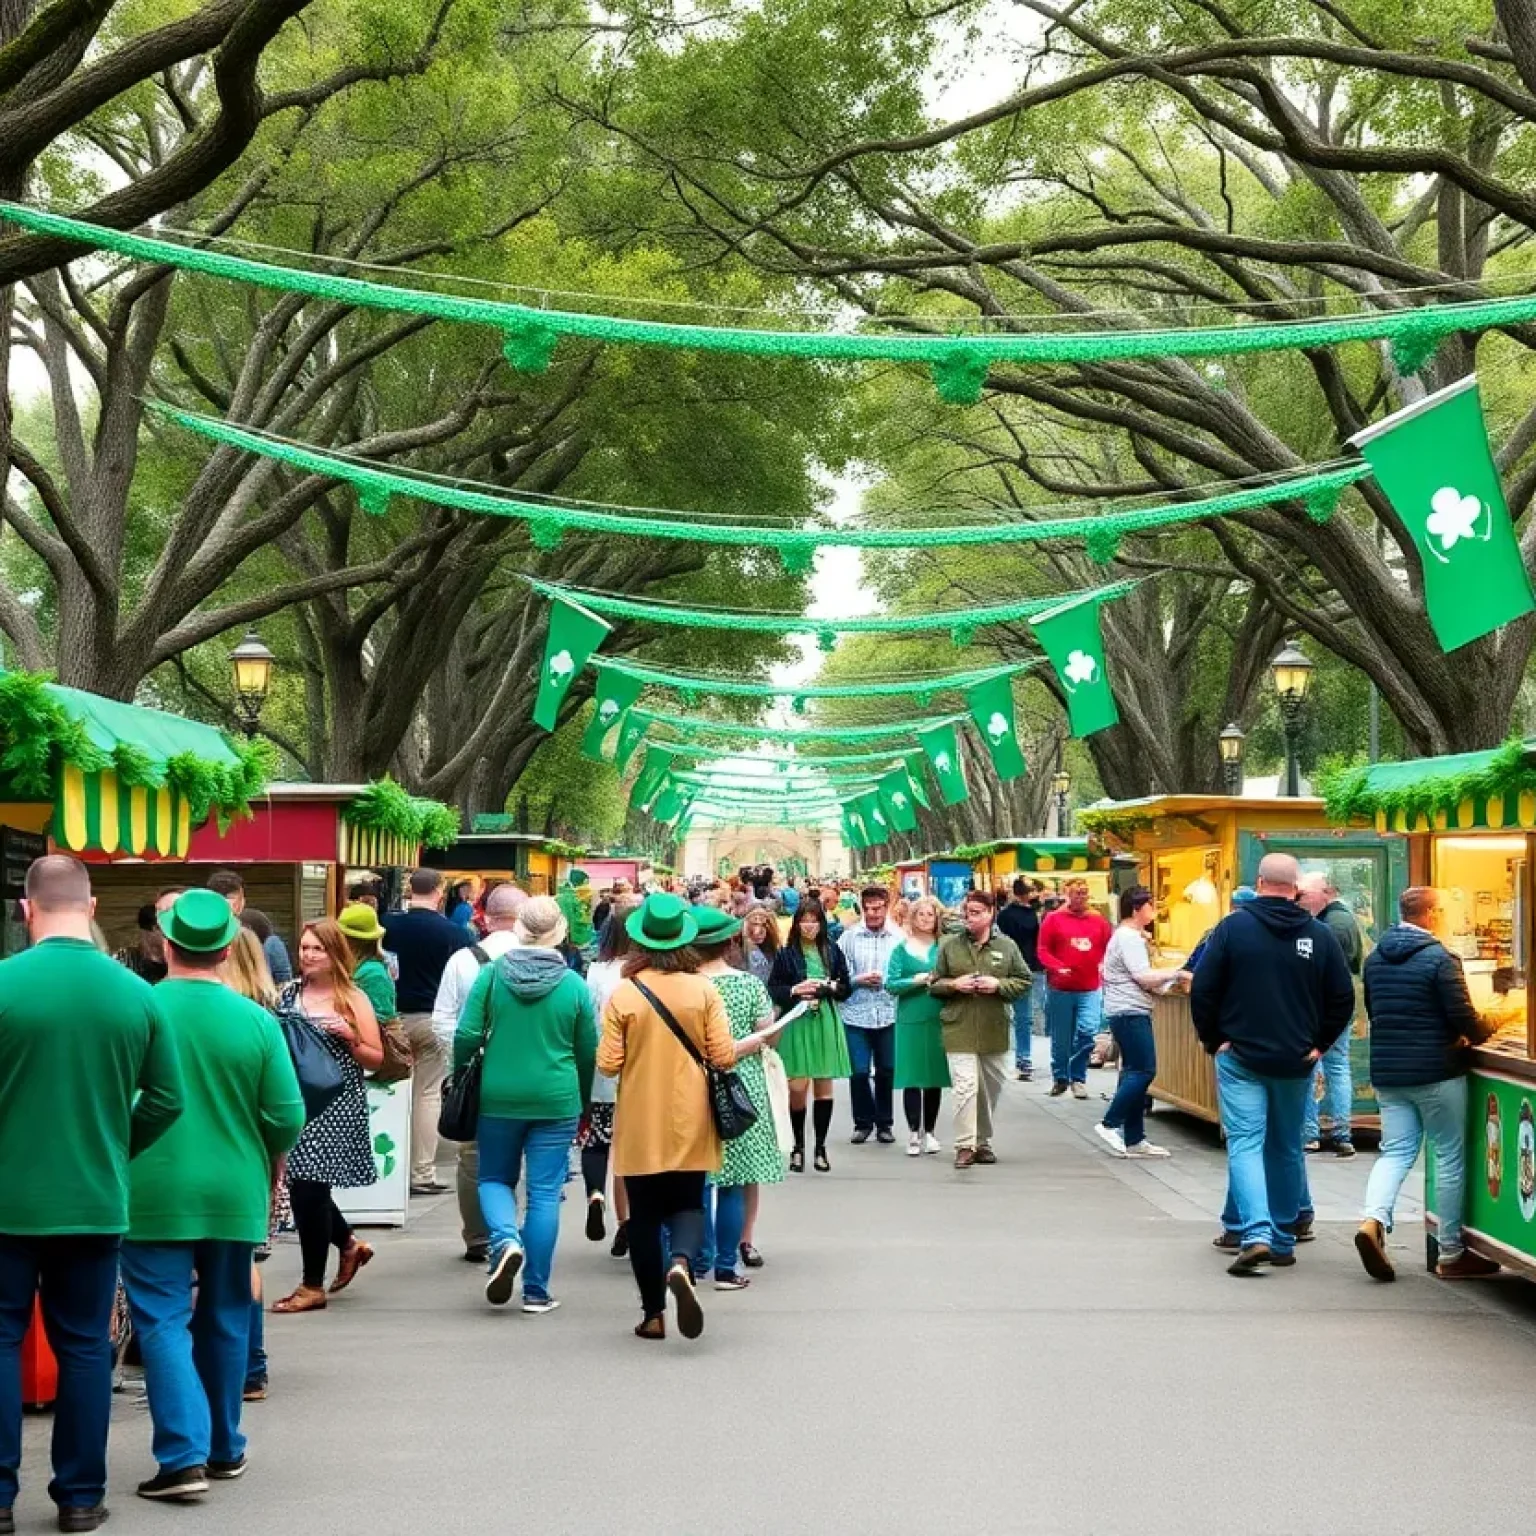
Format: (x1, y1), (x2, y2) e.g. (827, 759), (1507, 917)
(1079, 793), (1406, 1126)
(967, 838), (1123, 916)
(1327, 743), (1536, 1278)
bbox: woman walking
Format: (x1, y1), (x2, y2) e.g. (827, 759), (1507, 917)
(583, 899), (639, 1255)
(1094, 887), (1186, 1160)
(767, 902), (852, 1172)
(455, 896), (597, 1313)
(694, 907), (785, 1288)
(741, 904), (781, 985)
(887, 895), (951, 1156)
(272, 920), (384, 1313)
(597, 893), (736, 1341)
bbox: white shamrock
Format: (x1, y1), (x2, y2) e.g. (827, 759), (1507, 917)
(986, 711), (1010, 744)
(1424, 485), (1487, 564)
(1063, 649), (1099, 691)
(872, 807), (888, 827)
(892, 792), (908, 809)
(598, 698), (620, 724)
(547, 649), (574, 686)
(933, 751), (953, 774)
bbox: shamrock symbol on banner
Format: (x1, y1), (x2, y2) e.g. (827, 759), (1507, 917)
(598, 698), (621, 724)
(872, 807), (888, 827)
(891, 791), (909, 810)
(374, 1132), (397, 1179)
(547, 649), (575, 686)
(986, 711), (1010, 744)
(1063, 649), (1100, 691)
(1424, 486), (1488, 564)
(933, 750), (953, 774)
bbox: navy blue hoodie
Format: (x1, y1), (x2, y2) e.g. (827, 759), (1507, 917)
(1190, 897), (1355, 1078)
(1363, 925), (1485, 1087)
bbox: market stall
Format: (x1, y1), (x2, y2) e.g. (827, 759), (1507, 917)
(1325, 742), (1536, 1278)
(1080, 793), (1405, 1127)
(964, 837), (1124, 915)
(429, 821), (586, 896)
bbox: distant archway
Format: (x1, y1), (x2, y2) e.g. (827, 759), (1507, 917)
(682, 823), (847, 881)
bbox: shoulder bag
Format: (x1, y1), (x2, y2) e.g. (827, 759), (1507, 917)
(633, 979), (758, 1141)
(277, 983), (345, 1122)
(438, 951), (498, 1143)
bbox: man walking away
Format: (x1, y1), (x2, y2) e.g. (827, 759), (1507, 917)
(433, 883), (528, 1260)
(206, 870), (291, 983)
(1298, 873), (1363, 1158)
(995, 879), (1042, 1081)
(838, 886), (903, 1144)
(120, 892), (305, 1501)
(1355, 886), (1500, 1283)
(929, 891), (1030, 1168)
(1191, 854), (1354, 1277)
(1037, 878), (1112, 1098)
(0, 856), (184, 1532)
(384, 869), (472, 1194)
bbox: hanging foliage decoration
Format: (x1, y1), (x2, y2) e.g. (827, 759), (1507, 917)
(341, 779), (461, 850)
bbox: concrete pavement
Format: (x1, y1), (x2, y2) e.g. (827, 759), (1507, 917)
(20, 1050), (1536, 1535)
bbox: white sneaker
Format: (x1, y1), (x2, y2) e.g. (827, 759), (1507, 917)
(906, 1131), (922, 1157)
(924, 1133), (941, 1155)
(1125, 1140), (1171, 1158)
(1094, 1123), (1128, 1158)
(1071, 1082), (1089, 1100)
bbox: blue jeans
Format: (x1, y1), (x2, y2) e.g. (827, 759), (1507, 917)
(1222, 1163), (1314, 1233)
(712, 1186), (747, 1280)
(0, 1234), (118, 1510)
(1303, 1029), (1354, 1145)
(1215, 1052), (1309, 1255)
(1030, 972), (1048, 1028)
(1011, 997), (1034, 1068)
(1047, 989), (1100, 1084)
(1101, 1013), (1156, 1146)
(1364, 1077), (1468, 1260)
(245, 1296), (265, 1390)
(120, 1239), (253, 1473)
(477, 1114), (580, 1302)
(845, 1024), (895, 1131)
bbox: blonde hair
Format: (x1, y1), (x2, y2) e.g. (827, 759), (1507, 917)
(223, 928), (277, 1009)
(514, 895), (568, 948)
(905, 895), (945, 937)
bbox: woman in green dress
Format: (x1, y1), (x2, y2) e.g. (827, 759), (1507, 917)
(693, 908), (787, 1288)
(767, 902), (852, 1172)
(888, 895), (951, 1157)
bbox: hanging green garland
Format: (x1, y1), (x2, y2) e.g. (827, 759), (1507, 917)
(9, 203), (1530, 402)
(632, 708), (961, 745)
(158, 403), (1361, 568)
(594, 657), (1031, 704)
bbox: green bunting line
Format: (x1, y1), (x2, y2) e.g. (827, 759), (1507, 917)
(10, 203), (1533, 401)
(592, 656), (1031, 704)
(631, 708), (963, 745)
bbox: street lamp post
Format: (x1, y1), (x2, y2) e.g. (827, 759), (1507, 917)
(1269, 640), (1314, 797)
(1218, 721), (1246, 795)
(229, 629), (276, 738)
(1052, 769), (1071, 835)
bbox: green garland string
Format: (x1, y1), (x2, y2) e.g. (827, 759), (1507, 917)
(594, 657), (1031, 702)
(647, 742), (911, 770)
(1319, 739), (1536, 825)
(632, 708), (961, 745)
(158, 405), (1362, 566)
(341, 779), (461, 849)
(9, 203), (1531, 403)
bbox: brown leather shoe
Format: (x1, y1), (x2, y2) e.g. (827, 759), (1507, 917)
(329, 1240), (373, 1293)
(1227, 1243), (1272, 1276)
(953, 1147), (977, 1169)
(1354, 1219), (1395, 1282)
(973, 1146), (997, 1165)
(1211, 1230), (1240, 1252)
(1437, 1251), (1501, 1280)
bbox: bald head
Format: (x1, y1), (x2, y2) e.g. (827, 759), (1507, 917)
(484, 883), (529, 928)
(1256, 853), (1301, 899)
(22, 854), (95, 940)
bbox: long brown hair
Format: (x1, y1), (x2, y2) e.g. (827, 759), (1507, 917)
(742, 903), (781, 959)
(621, 945), (702, 979)
(300, 918), (366, 1024)
(223, 928), (277, 1009)
(792, 900), (834, 968)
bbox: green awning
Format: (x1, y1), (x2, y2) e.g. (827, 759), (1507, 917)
(47, 683), (243, 769)
(1322, 738), (1536, 831)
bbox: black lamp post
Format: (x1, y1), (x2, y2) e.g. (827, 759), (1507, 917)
(1218, 721), (1246, 795)
(229, 629), (275, 738)
(1270, 640), (1314, 797)
(1052, 768), (1071, 835)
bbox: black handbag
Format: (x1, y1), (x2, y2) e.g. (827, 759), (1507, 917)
(634, 980), (758, 1142)
(438, 943), (499, 1142)
(276, 988), (345, 1122)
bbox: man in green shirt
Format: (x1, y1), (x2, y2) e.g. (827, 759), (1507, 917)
(119, 891), (305, 1503)
(0, 855), (184, 1534)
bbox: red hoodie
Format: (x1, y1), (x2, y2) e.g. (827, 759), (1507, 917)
(1037, 907), (1113, 992)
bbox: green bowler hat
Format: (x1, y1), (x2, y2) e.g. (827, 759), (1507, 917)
(625, 891), (701, 951)
(159, 888), (242, 953)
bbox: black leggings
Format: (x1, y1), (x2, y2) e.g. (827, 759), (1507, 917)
(581, 1144), (610, 1200)
(623, 1172), (706, 1319)
(904, 1087), (942, 1134)
(288, 1179), (354, 1288)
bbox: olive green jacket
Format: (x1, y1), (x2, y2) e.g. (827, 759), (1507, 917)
(929, 930), (1031, 1055)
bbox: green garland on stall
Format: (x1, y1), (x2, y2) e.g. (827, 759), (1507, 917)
(1319, 739), (1536, 824)
(342, 779), (461, 850)
(9, 203), (1533, 401)
(949, 841), (1004, 860)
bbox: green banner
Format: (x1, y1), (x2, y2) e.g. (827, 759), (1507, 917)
(1350, 374), (1536, 652)
(632, 746), (675, 807)
(1430, 1068), (1536, 1263)
(916, 721), (968, 805)
(857, 790), (891, 847)
(965, 673), (1026, 780)
(901, 751), (932, 811)
(1030, 592), (1119, 738)
(615, 710), (649, 770)
(841, 800), (870, 850)
(650, 782), (685, 823)
(878, 766), (919, 833)
(581, 669), (645, 761)
(534, 596), (611, 731)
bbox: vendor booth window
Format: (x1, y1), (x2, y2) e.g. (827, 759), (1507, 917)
(1295, 855), (1382, 938)
(1432, 835), (1528, 1054)
(1154, 846), (1221, 964)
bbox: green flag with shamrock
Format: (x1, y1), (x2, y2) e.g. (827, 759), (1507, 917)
(632, 746), (674, 807)
(857, 790), (891, 847)
(877, 766), (919, 833)
(965, 676), (1026, 780)
(534, 596), (611, 731)
(581, 669), (644, 762)
(1349, 375), (1535, 652)
(1029, 593), (1120, 738)
(916, 721), (968, 805)
(614, 710), (649, 770)
(840, 801), (869, 850)
(650, 782), (685, 823)
(900, 752), (932, 811)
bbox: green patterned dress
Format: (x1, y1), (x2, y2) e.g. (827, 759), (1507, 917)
(708, 971), (787, 1188)
(776, 947), (853, 1081)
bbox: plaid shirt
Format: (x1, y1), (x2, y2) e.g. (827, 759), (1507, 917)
(837, 922), (903, 1030)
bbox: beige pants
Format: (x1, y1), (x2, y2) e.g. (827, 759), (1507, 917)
(946, 1050), (1010, 1151)
(456, 1141), (486, 1248)
(400, 1012), (447, 1186)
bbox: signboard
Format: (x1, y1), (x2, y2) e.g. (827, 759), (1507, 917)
(1429, 1067), (1536, 1261)
(335, 1078), (412, 1227)
(929, 859), (974, 909)
(0, 827), (45, 959)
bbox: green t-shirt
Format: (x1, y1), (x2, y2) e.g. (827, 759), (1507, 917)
(353, 957), (398, 1023)
(128, 979), (306, 1244)
(0, 938), (184, 1235)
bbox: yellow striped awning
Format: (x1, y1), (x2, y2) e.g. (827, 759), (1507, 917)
(53, 764), (193, 858)
(338, 821), (421, 869)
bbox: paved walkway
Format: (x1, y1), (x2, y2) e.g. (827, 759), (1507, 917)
(20, 1051), (1536, 1535)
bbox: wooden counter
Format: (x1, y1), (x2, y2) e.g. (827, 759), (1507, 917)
(1149, 993), (1219, 1121)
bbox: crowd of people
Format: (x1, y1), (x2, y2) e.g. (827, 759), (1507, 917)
(0, 848), (1507, 1527)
